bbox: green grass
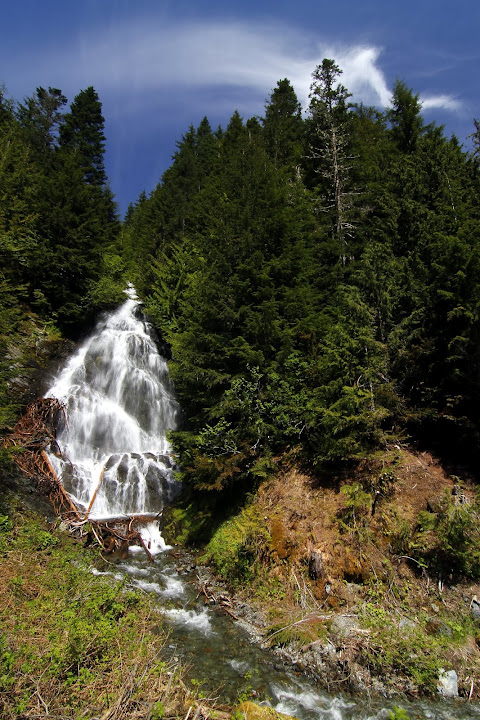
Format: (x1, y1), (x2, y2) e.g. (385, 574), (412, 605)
(0, 505), (203, 719)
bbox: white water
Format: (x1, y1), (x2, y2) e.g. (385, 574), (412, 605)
(43, 289), (479, 720)
(45, 286), (180, 542)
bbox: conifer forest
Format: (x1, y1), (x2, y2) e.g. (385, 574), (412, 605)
(2, 61), (480, 715)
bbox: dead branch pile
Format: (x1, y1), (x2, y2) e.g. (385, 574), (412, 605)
(2, 398), (73, 511)
(2, 398), (156, 561)
(197, 579), (238, 620)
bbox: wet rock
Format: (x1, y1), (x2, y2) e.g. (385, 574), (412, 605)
(437, 668), (458, 697)
(156, 454), (173, 468)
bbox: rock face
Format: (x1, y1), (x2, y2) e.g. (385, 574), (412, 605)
(437, 669), (458, 697)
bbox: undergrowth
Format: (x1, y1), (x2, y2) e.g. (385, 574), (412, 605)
(200, 503), (271, 585)
(0, 505), (204, 719)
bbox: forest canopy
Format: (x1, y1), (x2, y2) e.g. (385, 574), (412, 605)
(2, 61), (480, 492)
(0, 83), (120, 426)
(121, 61), (480, 488)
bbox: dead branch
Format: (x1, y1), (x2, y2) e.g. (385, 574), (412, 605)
(2, 397), (157, 562)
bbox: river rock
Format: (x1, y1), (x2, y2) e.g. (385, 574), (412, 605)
(437, 668), (458, 697)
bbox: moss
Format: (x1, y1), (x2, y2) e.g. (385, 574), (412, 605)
(234, 700), (297, 720)
(201, 504), (271, 585)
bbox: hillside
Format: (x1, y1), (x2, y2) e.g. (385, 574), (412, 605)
(170, 447), (480, 699)
(2, 59), (480, 714)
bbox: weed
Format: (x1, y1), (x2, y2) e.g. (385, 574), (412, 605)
(151, 700), (165, 719)
(388, 707), (410, 720)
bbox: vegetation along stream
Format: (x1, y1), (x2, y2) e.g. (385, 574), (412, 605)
(42, 289), (479, 720)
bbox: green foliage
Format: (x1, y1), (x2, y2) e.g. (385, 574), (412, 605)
(202, 503), (270, 584)
(151, 700), (165, 719)
(339, 483), (372, 527)
(391, 488), (480, 579)
(122, 62), (480, 496)
(433, 490), (480, 577)
(0, 81), (120, 429)
(388, 707), (410, 720)
(360, 604), (443, 693)
(0, 509), (200, 719)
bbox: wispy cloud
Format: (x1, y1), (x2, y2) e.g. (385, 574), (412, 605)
(12, 17), (461, 119)
(421, 94), (462, 112)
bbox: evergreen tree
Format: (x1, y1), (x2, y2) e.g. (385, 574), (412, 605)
(16, 87), (67, 154)
(263, 78), (303, 170)
(388, 80), (424, 153)
(59, 86), (107, 186)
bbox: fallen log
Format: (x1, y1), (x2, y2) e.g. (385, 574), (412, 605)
(2, 397), (158, 562)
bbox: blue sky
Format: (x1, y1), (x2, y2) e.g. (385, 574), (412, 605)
(2, 0), (479, 215)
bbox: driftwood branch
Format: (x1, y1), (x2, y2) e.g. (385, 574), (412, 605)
(2, 397), (157, 562)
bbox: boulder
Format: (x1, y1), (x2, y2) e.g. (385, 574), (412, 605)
(437, 669), (458, 697)
(470, 596), (480, 622)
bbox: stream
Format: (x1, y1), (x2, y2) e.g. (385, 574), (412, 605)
(44, 288), (480, 720)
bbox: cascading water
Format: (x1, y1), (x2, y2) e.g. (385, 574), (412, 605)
(43, 288), (479, 720)
(45, 285), (180, 550)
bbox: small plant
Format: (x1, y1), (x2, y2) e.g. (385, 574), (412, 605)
(151, 700), (165, 719)
(202, 504), (271, 585)
(342, 483), (372, 522)
(388, 707), (410, 720)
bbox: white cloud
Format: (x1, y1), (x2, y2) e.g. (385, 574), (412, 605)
(11, 17), (461, 118)
(78, 20), (394, 110)
(421, 94), (462, 112)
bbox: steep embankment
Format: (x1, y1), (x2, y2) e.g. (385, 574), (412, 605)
(187, 447), (480, 699)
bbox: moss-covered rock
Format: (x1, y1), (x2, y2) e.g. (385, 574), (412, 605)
(234, 700), (298, 720)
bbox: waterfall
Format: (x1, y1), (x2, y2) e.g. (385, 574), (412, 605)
(45, 286), (180, 544)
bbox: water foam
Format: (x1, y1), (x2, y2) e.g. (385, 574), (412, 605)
(45, 287), (180, 528)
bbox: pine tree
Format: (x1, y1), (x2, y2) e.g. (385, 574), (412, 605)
(263, 78), (303, 170)
(59, 86), (107, 186)
(388, 80), (424, 154)
(16, 87), (67, 154)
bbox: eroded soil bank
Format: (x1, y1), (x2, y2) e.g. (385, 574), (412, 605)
(165, 446), (480, 703)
